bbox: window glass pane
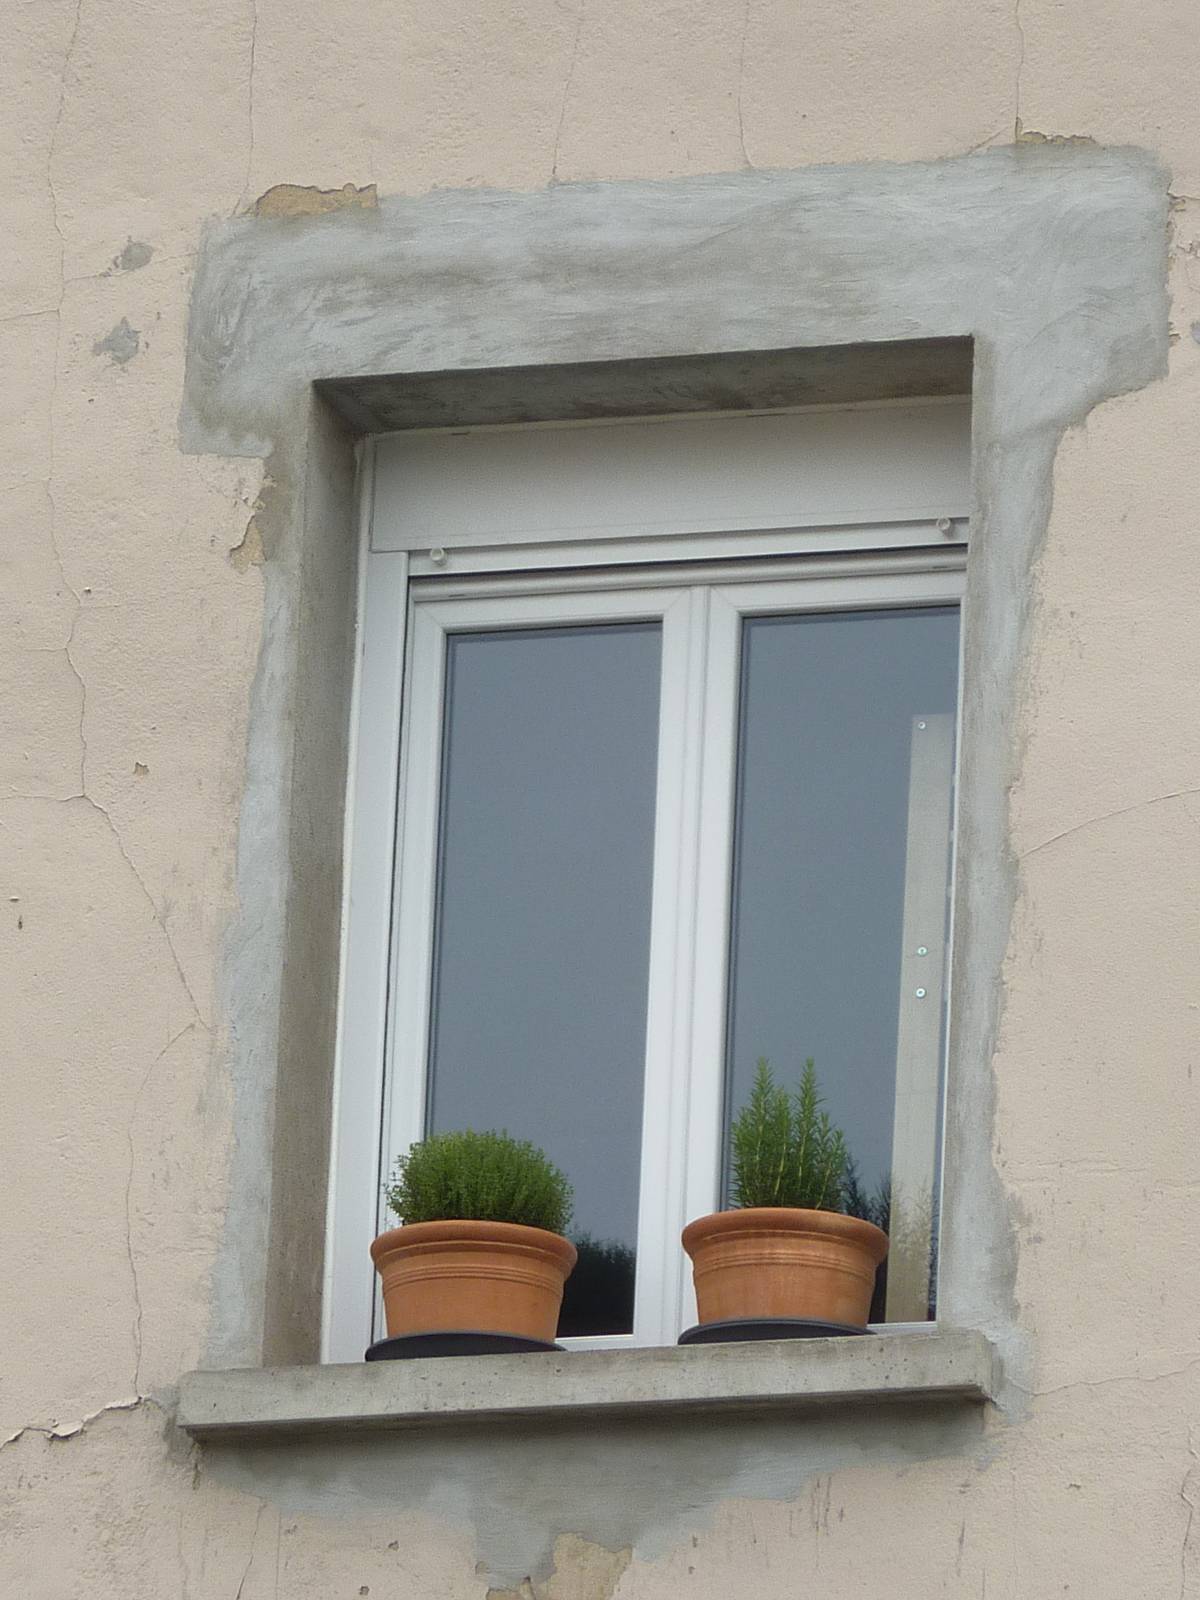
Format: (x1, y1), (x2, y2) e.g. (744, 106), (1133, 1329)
(723, 604), (960, 1321)
(427, 622), (661, 1337)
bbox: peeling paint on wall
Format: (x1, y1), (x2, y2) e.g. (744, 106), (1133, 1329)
(486, 1534), (632, 1600)
(1014, 119), (1099, 146)
(229, 516), (266, 573)
(252, 182), (379, 219)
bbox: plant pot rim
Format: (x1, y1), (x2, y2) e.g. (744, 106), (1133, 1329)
(682, 1205), (888, 1262)
(370, 1218), (578, 1267)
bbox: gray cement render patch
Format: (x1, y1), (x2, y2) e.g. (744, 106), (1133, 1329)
(180, 143), (1168, 1425)
(184, 148), (1166, 457)
(201, 1399), (991, 1584)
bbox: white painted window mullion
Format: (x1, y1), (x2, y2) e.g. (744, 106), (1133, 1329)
(671, 588), (744, 1334)
(630, 588), (711, 1346)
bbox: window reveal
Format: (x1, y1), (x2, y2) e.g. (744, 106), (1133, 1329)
(323, 401), (972, 1362)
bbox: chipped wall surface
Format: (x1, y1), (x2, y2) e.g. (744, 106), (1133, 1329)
(3, 0), (1200, 1595)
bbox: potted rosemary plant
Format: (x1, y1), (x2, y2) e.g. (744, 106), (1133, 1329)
(370, 1130), (577, 1349)
(682, 1059), (889, 1331)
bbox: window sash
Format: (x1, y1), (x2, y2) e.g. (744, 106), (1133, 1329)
(323, 559), (964, 1360)
(675, 570), (964, 1340)
(383, 584), (694, 1351)
(323, 411), (970, 1363)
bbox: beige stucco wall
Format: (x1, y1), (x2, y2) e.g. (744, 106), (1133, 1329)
(3, 1), (1200, 1594)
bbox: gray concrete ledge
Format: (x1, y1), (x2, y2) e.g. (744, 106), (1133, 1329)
(318, 339), (973, 434)
(178, 1329), (998, 1440)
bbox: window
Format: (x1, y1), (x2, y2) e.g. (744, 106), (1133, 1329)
(324, 401), (970, 1362)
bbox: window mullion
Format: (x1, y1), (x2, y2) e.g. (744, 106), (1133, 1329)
(630, 587), (713, 1346)
(672, 587), (744, 1333)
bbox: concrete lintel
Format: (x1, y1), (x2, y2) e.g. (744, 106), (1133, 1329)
(178, 1329), (997, 1440)
(317, 339), (974, 434)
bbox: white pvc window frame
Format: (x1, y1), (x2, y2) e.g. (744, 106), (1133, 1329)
(323, 407), (970, 1364)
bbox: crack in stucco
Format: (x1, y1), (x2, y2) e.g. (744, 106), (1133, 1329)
(80, 793), (213, 1029)
(176, 1504), (193, 1600)
(550, 0), (585, 183)
(735, 0), (753, 171)
(1, 1394), (162, 1450)
(1006, 1353), (1200, 1401)
(125, 1020), (203, 1393)
(10, 500), (215, 1027)
(45, 494), (87, 795)
(65, 251), (193, 289)
(1181, 1430), (1198, 1600)
(42, 0), (92, 803)
(0, 306), (60, 329)
(235, 0), (259, 215)
(48, 0), (82, 293)
(0, 251), (199, 328)
(1012, 0), (1025, 140)
(233, 1500), (269, 1600)
(1018, 786), (1200, 861)
(45, 0), (86, 799)
(45, 0), (83, 667)
(8, 566), (211, 1031)
(963, 130), (1005, 156)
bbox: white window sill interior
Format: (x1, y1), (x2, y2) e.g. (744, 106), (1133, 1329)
(177, 1328), (998, 1440)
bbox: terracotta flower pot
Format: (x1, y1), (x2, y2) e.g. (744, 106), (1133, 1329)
(370, 1220), (577, 1342)
(682, 1206), (889, 1329)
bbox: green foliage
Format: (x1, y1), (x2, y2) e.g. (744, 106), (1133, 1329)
(557, 1234), (637, 1337)
(386, 1129), (573, 1234)
(844, 1158), (891, 1232)
(729, 1058), (850, 1212)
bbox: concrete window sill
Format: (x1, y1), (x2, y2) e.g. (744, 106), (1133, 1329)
(177, 1328), (998, 1440)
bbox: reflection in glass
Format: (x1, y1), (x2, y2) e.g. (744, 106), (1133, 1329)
(427, 623), (661, 1336)
(723, 605), (960, 1321)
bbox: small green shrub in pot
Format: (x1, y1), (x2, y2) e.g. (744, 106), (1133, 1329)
(386, 1129), (574, 1232)
(682, 1056), (889, 1331)
(371, 1129), (578, 1346)
(729, 1057), (850, 1211)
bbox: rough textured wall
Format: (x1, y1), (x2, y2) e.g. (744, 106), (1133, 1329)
(2, 0), (1199, 1595)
